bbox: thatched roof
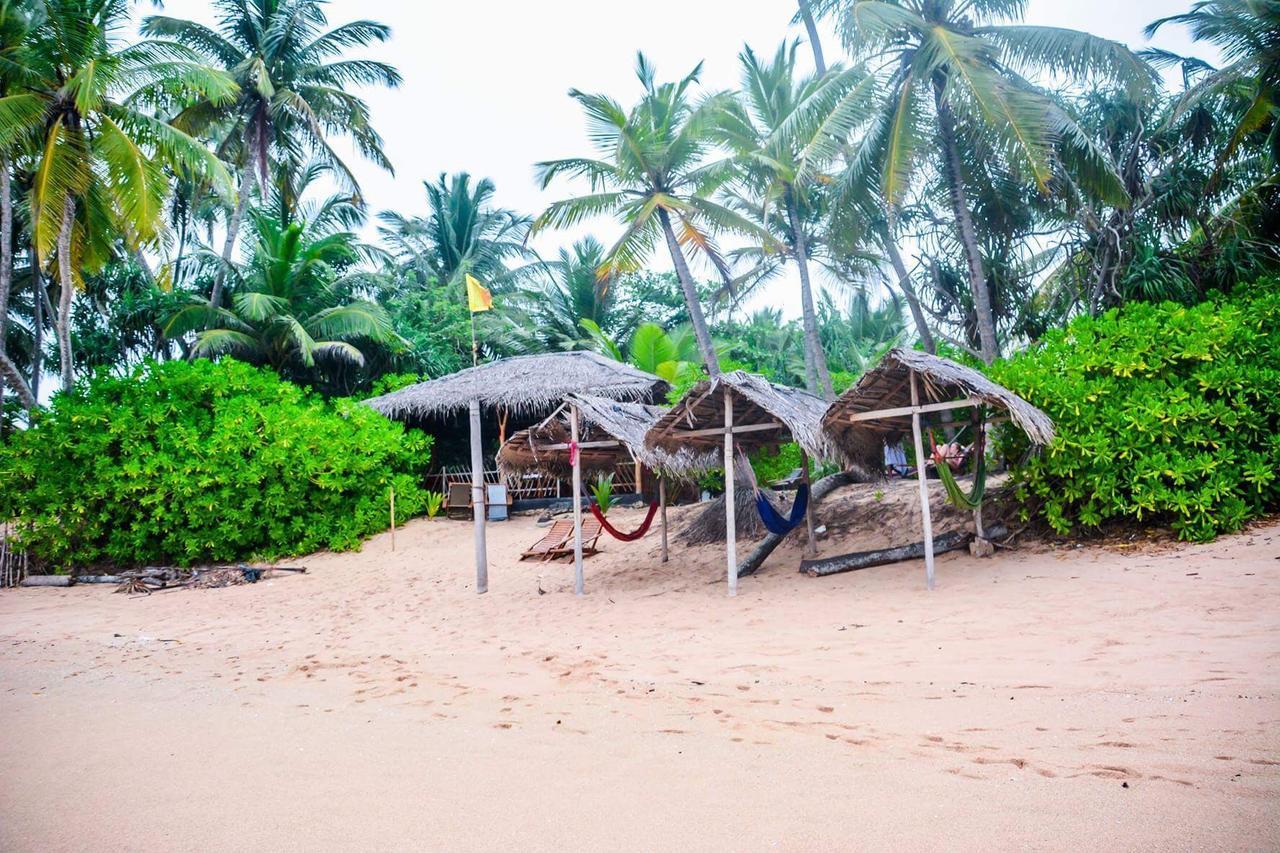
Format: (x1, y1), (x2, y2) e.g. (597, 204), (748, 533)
(822, 348), (1055, 467)
(363, 352), (669, 419)
(645, 371), (831, 461)
(497, 394), (714, 481)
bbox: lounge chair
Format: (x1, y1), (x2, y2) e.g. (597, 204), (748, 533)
(519, 518), (603, 562)
(445, 482), (473, 520)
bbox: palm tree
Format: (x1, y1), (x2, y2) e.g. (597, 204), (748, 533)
(812, 0), (1152, 362)
(165, 208), (401, 384)
(0, 0), (236, 392)
(504, 236), (638, 354)
(1146, 0), (1279, 189)
(715, 42), (876, 399)
(143, 0), (402, 308)
(377, 172), (532, 292)
(0, 0), (40, 410)
(533, 53), (774, 375)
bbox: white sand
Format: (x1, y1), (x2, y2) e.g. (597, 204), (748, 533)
(1, 494), (1277, 852)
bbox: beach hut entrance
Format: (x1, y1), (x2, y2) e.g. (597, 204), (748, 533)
(499, 394), (710, 595)
(821, 349), (1055, 590)
(645, 372), (832, 596)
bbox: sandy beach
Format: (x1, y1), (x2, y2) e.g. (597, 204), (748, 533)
(2, 495), (1277, 852)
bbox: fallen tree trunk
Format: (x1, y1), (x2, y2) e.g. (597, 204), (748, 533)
(21, 575), (73, 587)
(799, 524), (1006, 578)
(737, 471), (859, 578)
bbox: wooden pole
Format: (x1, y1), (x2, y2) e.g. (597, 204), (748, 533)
(389, 487), (396, 552)
(634, 459), (643, 495)
(469, 398), (488, 594)
(570, 403), (585, 596)
(909, 372), (935, 590)
(724, 386), (737, 597)
(659, 476), (669, 563)
(800, 448), (817, 558)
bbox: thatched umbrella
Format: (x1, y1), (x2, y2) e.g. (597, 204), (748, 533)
(645, 371), (832, 595)
(498, 394), (714, 571)
(365, 352), (668, 593)
(821, 348), (1054, 589)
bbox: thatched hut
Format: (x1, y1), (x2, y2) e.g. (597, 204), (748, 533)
(364, 351), (668, 420)
(498, 394), (711, 482)
(364, 352), (668, 594)
(645, 371), (832, 595)
(498, 394), (714, 566)
(821, 348), (1054, 589)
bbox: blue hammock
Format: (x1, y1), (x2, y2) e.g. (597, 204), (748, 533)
(754, 484), (810, 536)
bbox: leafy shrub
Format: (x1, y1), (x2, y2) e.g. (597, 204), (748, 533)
(988, 283), (1280, 541)
(0, 360), (433, 568)
(424, 491), (445, 519)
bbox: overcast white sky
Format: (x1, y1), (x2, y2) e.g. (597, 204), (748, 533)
(143, 0), (1210, 319)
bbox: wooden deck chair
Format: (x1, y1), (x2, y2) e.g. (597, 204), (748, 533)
(445, 482), (473, 520)
(520, 520), (575, 561)
(544, 517), (604, 562)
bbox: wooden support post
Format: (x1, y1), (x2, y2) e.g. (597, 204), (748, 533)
(909, 373), (935, 590)
(724, 387), (737, 597)
(659, 476), (669, 563)
(469, 399), (488, 594)
(570, 403), (585, 596)
(634, 459), (643, 495)
(800, 449), (817, 558)
(389, 487), (396, 552)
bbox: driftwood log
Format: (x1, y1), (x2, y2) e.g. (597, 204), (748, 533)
(20, 575), (73, 587)
(736, 472), (859, 578)
(799, 524), (1006, 578)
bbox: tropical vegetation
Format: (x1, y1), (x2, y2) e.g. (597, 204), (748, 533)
(0, 0), (1277, 563)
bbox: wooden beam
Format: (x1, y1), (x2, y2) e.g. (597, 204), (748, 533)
(469, 399), (488, 594)
(669, 421), (784, 439)
(841, 397), (983, 423)
(909, 374), (935, 591)
(724, 386), (737, 597)
(532, 439), (623, 452)
(571, 403), (584, 596)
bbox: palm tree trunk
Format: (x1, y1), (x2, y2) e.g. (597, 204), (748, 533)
(0, 159), (11, 415)
(797, 0), (826, 75)
(657, 208), (720, 376)
(30, 234), (42, 403)
(211, 156), (256, 308)
(785, 191), (834, 400)
(877, 223), (935, 354)
(932, 79), (999, 364)
(55, 195), (75, 392)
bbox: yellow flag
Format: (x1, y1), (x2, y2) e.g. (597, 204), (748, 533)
(465, 273), (493, 313)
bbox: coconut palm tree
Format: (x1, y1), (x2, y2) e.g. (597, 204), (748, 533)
(715, 41), (876, 399)
(503, 236), (640, 354)
(165, 208), (401, 385)
(0, 0), (236, 392)
(0, 0), (41, 410)
(1146, 0), (1279, 187)
(143, 0), (401, 308)
(377, 172), (532, 292)
(533, 53), (775, 375)
(811, 0), (1152, 362)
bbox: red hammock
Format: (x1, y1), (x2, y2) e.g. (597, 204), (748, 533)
(589, 501), (659, 542)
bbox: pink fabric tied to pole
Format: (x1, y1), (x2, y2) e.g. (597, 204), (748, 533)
(568, 441), (579, 466)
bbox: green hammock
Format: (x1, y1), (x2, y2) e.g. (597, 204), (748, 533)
(929, 421), (987, 511)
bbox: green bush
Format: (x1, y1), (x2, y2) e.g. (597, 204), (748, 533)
(988, 283), (1280, 541)
(0, 360), (433, 568)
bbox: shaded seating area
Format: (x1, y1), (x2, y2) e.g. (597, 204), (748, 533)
(499, 393), (712, 590)
(821, 348), (1055, 588)
(645, 371), (832, 595)
(365, 352), (668, 594)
